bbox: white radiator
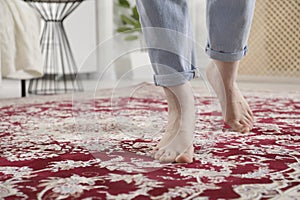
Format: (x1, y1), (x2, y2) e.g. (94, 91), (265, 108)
(240, 0), (300, 79)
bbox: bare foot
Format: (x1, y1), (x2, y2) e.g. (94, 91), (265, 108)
(206, 61), (254, 133)
(152, 83), (195, 163)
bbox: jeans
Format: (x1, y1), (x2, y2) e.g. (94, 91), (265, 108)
(136, 0), (256, 87)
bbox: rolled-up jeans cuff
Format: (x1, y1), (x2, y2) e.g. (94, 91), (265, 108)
(153, 69), (198, 87)
(206, 46), (248, 62)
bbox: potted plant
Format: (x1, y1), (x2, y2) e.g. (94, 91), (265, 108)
(115, 0), (142, 41)
(113, 0), (151, 81)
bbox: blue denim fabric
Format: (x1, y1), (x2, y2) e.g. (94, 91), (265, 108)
(136, 0), (256, 87)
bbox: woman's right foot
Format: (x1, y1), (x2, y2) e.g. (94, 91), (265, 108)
(206, 61), (254, 133)
(151, 83), (195, 163)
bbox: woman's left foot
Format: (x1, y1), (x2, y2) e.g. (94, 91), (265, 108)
(206, 61), (254, 133)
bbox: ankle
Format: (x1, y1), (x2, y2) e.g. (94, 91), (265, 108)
(213, 60), (239, 84)
(222, 79), (238, 89)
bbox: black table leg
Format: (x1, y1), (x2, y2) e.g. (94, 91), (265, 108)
(21, 80), (26, 97)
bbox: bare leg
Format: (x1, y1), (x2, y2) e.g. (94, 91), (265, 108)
(136, 0), (196, 163)
(152, 82), (195, 163)
(205, 0), (256, 132)
(206, 60), (254, 133)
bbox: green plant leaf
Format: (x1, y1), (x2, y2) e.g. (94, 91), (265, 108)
(134, 22), (142, 30)
(131, 6), (140, 21)
(116, 27), (139, 33)
(121, 15), (137, 26)
(116, 1), (142, 41)
(116, 27), (132, 33)
(118, 0), (130, 8)
(124, 35), (139, 41)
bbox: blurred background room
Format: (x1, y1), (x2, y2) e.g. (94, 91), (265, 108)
(0, 0), (299, 98)
(1, 1), (299, 198)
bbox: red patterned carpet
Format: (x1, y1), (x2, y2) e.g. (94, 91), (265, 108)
(0, 83), (300, 199)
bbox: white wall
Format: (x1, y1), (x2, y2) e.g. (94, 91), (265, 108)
(65, 0), (97, 74)
(95, 0), (115, 80)
(96, 0), (114, 45)
(190, 0), (210, 69)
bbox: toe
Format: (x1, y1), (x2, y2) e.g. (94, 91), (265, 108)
(245, 112), (253, 123)
(159, 151), (177, 163)
(245, 107), (254, 130)
(154, 149), (165, 160)
(240, 120), (251, 133)
(175, 146), (194, 163)
(227, 120), (244, 132)
(247, 109), (254, 120)
(242, 117), (253, 129)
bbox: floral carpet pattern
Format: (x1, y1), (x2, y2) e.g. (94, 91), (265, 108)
(0, 83), (300, 199)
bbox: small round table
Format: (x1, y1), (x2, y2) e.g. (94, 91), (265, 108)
(24, 0), (84, 95)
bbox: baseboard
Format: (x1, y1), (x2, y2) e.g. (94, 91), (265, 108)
(237, 75), (300, 84)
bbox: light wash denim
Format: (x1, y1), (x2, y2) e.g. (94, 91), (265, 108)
(136, 0), (256, 87)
